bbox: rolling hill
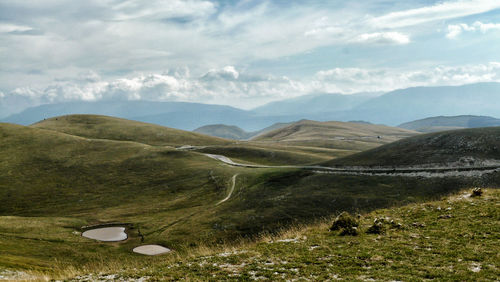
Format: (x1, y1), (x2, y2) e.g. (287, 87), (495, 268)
(252, 119), (418, 150)
(326, 126), (500, 167)
(193, 122), (291, 140)
(193, 124), (254, 140)
(31, 114), (230, 146)
(1, 100), (260, 131)
(1, 115), (500, 278)
(399, 115), (500, 132)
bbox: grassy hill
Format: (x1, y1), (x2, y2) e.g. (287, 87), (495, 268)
(193, 122), (291, 140)
(4, 188), (499, 280)
(326, 127), (500, 167)
(1, 116), (499, 278)
(399, 115), (500, 133)
(192, 120), (416, 166)
(252, 120), (418, 150)
(193, 124), (253, 140)
(31, 115), (231, 146)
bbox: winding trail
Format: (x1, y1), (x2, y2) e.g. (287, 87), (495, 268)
(216, 174), (238, 205)
(204, 153), (500, 178)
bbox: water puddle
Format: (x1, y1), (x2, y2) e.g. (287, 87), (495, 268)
(82, 227), (127, 242)
(133, 245), (171, 255)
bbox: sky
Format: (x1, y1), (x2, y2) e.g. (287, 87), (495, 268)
(0, 0), (500, 116)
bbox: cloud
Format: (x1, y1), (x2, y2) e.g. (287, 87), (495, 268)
(3, 63), (500, 117)
(371, 0), (500, 28)
(201, 66), (240, 81)
(354, 32), (410, 45)
(0, 67), (311, 112)
(0, 23), (32, 33)
(314, 62), (500, 93)
(446, 21), (500, 38)
(1, 0), (499, 115)
(111, 0), (216, 21)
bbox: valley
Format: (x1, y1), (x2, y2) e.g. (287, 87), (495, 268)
(1, 114), (499, 280)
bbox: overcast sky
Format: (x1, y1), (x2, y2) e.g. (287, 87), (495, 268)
(1, 0), (500, 114)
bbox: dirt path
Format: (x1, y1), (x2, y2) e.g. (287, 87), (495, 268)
(216, 174), (238, 205)
(204, 153), (500, 178)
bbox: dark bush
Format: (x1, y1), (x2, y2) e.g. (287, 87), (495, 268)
(471, 187), (483, 197)
(330, 212), (359, 236)
(366, 218), (385, 234)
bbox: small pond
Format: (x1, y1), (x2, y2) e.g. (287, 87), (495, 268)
(82, 227), (127, 242)
(133, 245), (171, 255)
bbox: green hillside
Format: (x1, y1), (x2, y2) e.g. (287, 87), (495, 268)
(1, 116), (499, 279)
(31, 114), (231, 146)
(3, 188), (498, 280)
(252, 119), (418, 150)
(326, 127), (500, 167)
(193, 124), (253, 140)
(399, 115), (500, 133)
(193, 122), (291, 140)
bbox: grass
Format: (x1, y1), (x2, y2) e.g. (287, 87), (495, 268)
(193, 143), (352, 166)
(1, 115), (499, 280)
(31, 114), (231, 146)
(252, 119), (418, 150)
(4, 188), (497, 280)
(326, 126), (500, 167)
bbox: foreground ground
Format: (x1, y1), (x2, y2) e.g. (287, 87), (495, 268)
(1, 188), (498, 281)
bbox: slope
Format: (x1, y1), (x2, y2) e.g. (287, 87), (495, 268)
(399, 115), (500, 132)
(1, 121), (499, 274)
(69, 188), (497, 281)
(193, 122), (292, 140)
(326, 127), (500, 167)
(252, 119), (418, 150)
(1, 100), (256, 131)
(193, 124), (253, 140)
(31, 114), (231, 146)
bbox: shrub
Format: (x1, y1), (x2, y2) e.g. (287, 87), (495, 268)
(471, 187), (483, 197)
(329, 212), (359, 236)
(366, 218), (385, 234)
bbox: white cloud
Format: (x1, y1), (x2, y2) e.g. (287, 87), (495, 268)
(111, 0), (216, 21)
(354, 32), (410, 45)
(0, 23), (33, 33)
(314, 62), (500, 93)
(0, 67), (312, 111)
(3, 63), (500, 117)
(446, 21), (500, 38)
(372, 0), (500, 28)
(473, 21), (500, 32)
(1, 0), (500, 115)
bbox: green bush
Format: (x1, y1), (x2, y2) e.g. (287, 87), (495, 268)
(329, 212), (359, 236)
(366, 218), (385, 234)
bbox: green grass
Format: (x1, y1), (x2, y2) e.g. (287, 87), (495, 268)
(1, 115), (500, 280)
(252, 119), (418, 150)
(193, 144), (352, 166)
(3, 188), (497, 280)
(31, 114), (231, 146)
(326, 126), (500, 167)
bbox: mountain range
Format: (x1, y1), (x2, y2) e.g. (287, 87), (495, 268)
(2, 82), (500, 130)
